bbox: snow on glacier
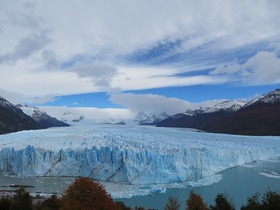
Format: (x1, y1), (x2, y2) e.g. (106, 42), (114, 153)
(0, 123), (280, 189)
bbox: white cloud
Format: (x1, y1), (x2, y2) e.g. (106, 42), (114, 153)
(109, 92), (240, 115)
(111, 66), (226, 91)
(110, 93), (196, 114)
(0, 31), (50, 64)
(211, 51), (280, 85)
(0, 0), (280, 103)
(110, 92), (191, 115)
(69, 62), (118, 88)
(39, 106), (133, 120)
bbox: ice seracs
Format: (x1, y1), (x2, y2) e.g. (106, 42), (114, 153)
(0, 123), (280, 185)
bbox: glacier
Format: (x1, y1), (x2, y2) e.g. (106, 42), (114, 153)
(0, 123), (280, 187)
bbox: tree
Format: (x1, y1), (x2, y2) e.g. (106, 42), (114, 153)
(261, 190), (280, 209)
(0, 197), (11, 210)
(10, 187), (33, 210)
(241, 193), (261, 210)
(241, 190), (280, 210)
(115, 201), (130, 210)
(60, 178), (116, 210)
(38, 194), (61, 210)
(210, 193), (235, 210)
(186, 190), (208, 210)
(164, 196), (181, 210)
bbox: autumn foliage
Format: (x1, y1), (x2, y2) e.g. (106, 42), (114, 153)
(60, 178), (116, 210)
(186, 190), (208, 210)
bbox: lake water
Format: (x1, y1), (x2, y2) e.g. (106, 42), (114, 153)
(0, 157), (279, 210)
(117, 157), (280, 210)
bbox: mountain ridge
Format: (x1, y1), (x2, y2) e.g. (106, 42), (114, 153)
(0, 97), (69, 135)
(157, 88), (280, 136)
(17, 104), (69, 128)
(0, 97), (41, 135)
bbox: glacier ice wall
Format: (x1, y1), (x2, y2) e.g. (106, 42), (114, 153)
(0, 124), (280, 185)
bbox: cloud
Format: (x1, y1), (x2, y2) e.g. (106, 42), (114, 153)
(39, 106), (133, 120)
(0, 31), (50, 64)
(110, 93), (192, 115)
(68, 62), (118, 88)
(0, 88), (57, 105)
(210, 51), (280, 85)
(0, 0), (280, 103)
(111, 66), (226, 91)
(0, 89), (25, 104)
(109, 92), (238, 115)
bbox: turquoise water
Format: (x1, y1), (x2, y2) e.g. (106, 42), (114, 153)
(0, 158), (279, 210)
(117, 157), (280, 210)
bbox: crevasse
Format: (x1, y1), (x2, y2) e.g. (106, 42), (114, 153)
(0, 124), (280, 185)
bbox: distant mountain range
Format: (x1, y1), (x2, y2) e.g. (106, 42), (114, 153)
(157, 88), (280, 136)
(134, 112), (170, 125)
(0, 97), (69, 135)
(59, 111), (85, 123)
(1, 88), (280, 136)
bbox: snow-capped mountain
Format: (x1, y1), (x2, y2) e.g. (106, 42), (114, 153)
(158, 88), (280, 136)
(203, 100), (246, 113)
(61, 111), (85, 123)
(184, 100), (245, 116)
(0, 97), (20, 113)
(100, 119), (126, 125)
(134, 112), (170, 125)
(17, 104), (69, 128)
(244, 88), (280, 107)
(0, 97), (41, 134)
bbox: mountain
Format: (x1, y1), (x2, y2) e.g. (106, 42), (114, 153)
(17, 105), (69, 128)
(184, 100), (245, 116)
(157, 89), (280, 136)
(0, 97), (41, 135)
(61, 111), (85, 123)
(134, 112), (170, 125)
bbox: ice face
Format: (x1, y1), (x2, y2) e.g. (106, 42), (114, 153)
(0, 123), (280, 185)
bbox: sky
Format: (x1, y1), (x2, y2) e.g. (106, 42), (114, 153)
(0, 0), (280, 118)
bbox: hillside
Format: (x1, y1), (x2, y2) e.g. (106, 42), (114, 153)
(157, 89), (280, 136)
(0, 97), (41, 134)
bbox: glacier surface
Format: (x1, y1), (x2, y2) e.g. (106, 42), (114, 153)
(0, 123), (280, 186)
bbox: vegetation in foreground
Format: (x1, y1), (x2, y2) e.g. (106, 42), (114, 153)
(0, 178), (279, 210)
